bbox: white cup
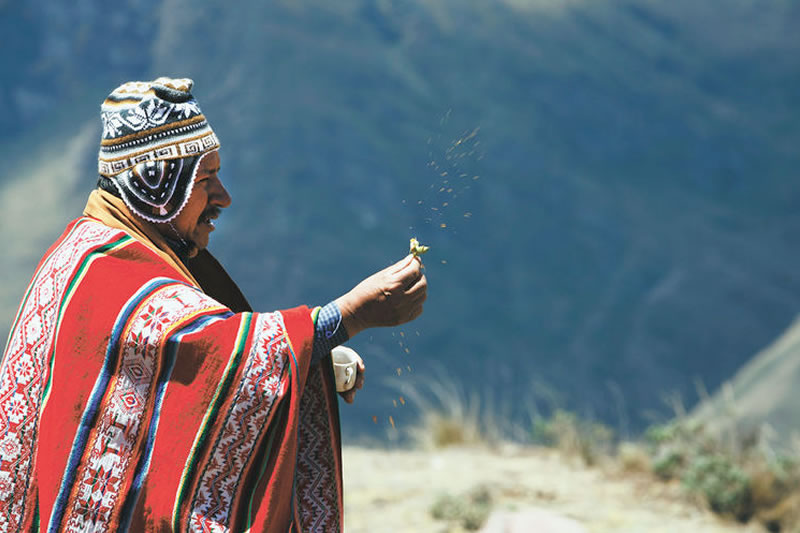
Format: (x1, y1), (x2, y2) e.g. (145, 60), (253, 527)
(331, 346), (359, 392)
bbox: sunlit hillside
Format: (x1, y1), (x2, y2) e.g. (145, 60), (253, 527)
(694, 317), (800, 451)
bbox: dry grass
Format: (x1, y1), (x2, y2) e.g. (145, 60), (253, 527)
(389, 372), (504, 449)
(617, 441), (652, 474)
(395, 373), (800, 532)
(531, 409), (615, 466)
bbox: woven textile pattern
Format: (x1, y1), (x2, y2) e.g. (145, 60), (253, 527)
(295, 364), (341, 532)
(98, 78), (219, 178)
(188, 312), (290, 533)
(61, 283), (227, 533)
(0, 220), (127, 531)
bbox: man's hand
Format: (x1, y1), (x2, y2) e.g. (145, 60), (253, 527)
(335, 255), (428, 337)
(339, 354), (365, 404)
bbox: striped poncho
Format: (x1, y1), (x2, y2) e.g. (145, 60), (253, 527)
(0, 190), (343, 532)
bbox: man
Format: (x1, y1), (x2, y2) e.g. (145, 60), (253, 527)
(0, 78), (427, 532)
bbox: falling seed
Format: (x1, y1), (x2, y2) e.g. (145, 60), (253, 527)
(393, 400), (398, 407)
(392, 332), (395, 337)
(404, 348), (410, 354)
(441, 260), (447, 264)
(439, 187), (446, 192)
(443, 202), (449, 207)
(399, 396), (406, 405)
(407, 365), (412, 371)
(418, 200), (423, 205)
(464, 212), (472, 218)
(440, 223), (447, 228)
(473, 176), (480, 180)
(431, 207), (439, 211)
(447, 188), (453, 193)
(396, 368), (403, 376)
(389, 416), (395, 429)
(400, 332), (405, 337)
(416, 331), (420, 336)
(372, 415), (378, 424)
(440, 171), (448, 177)
(460, 173), (468, 178)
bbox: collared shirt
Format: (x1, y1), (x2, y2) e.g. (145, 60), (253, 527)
(311, 301), (350, 363)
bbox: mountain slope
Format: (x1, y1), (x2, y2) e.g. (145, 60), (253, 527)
(693, 317), (800, 449)
(1, 0), (799, 435)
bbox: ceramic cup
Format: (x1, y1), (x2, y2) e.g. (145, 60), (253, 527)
(331, 346), (360, 392)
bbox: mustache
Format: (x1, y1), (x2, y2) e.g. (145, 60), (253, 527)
(202, 206), (222, 220)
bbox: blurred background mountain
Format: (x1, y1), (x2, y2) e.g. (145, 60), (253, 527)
(1, 0), (799, 440)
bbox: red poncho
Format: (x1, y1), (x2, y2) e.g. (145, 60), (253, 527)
(0, 191), (343, 532)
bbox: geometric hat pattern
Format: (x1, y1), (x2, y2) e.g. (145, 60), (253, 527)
(98, 77), (220, 223)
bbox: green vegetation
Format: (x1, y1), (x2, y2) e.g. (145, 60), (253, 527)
(528, 405), (800, 530)
(407, 377), (800, 531)
(430, 486), (493, 531)
(531, 409), (614, 466)
(642, 418), (800, 530)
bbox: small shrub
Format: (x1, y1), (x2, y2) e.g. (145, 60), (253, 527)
(430, 493), (464, 521)
(645, 422), (680, 445)
(640, 417), (800, 530)
(682, 454), (753, 520)
(652, 447), (685, 480)
(430, 485), (493, 531)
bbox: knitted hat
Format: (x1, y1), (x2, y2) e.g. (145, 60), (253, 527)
(98, 77), (220, 223)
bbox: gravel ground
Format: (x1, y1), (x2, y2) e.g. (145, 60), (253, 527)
(341, 445), (769, 533)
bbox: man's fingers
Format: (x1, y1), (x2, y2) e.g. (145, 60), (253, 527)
(404, 273), (427, 296)
(396, 258), (422, 288)
(389, 254), (415, 274)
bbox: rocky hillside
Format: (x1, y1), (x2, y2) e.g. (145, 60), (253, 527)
(694, 318), (800, 450)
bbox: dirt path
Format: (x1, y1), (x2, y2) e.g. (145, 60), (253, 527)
(342, 445), (768, 533)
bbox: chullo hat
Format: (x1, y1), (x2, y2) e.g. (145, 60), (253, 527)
(98, 77), (220, 223)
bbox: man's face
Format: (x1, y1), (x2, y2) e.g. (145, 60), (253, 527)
(165, 150), (231, 255)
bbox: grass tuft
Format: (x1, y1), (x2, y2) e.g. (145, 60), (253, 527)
(531, 409), (614, 466)
(391, 373), (497, 449)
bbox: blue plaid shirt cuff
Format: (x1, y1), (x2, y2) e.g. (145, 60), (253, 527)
(311, 301), (350, 364)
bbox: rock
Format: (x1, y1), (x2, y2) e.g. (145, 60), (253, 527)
(480, 507), (588, 533)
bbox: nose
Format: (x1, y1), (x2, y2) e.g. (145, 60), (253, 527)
(209, 176), (232, 208)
